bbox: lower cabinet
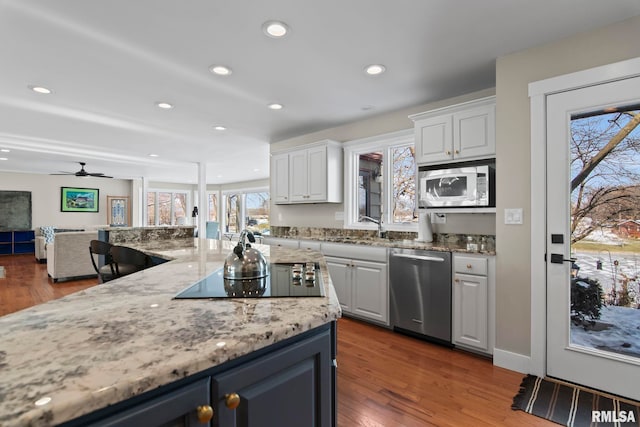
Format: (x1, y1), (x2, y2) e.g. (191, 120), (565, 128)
(325, 256), (388, 326)
(87, 379), (212, 427)
(452, 254), (495, 355)
(213, 328), (333, 427)
(65, 324), (335, 427)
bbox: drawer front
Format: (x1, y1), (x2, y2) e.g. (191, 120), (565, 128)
(321, 242), (387, 262)
(454, 256), (487, 276)
(299, 240), (322, 251)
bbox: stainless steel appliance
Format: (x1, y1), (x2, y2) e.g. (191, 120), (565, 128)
(418, 159), (495, 209)
(389, 248), (452, 345)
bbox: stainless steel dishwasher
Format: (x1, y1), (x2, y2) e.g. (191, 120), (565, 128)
(389, 248), (452, 345)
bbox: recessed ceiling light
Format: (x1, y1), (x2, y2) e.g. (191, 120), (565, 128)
(268, 103), (283, 110)
(29, 85), (52, 94)
(0, 149), (10, 153)
(209, 65), (232, 76)
(155, 102), (173, 109)
(0, 157), (8, 161)
(365, 64), (386, 75)
(149, 153), (159, 157)
(263, 20), (289, 38)
(216, 174), (223, 178)
(253, 168), (260, 172)
(214, 125), (226, 131)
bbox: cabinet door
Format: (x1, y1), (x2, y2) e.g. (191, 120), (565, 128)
(414, 115), (453, 164)
(272, 153), (290, 204)
(453, 273), (488, 351)
(351, 260), (388, 325)
(88, 378), (212, 427)
(453, 104), (495, 160)
(306, 146), (327, 201)
(325, 256), (352, 313)
(213, 329), (333, 427)
(288, 149), (309, 202)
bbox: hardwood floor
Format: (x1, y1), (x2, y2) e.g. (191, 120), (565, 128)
(1, 254), (552, 426)
(0, 254), (98, 316)
(336, 318), (554, 426)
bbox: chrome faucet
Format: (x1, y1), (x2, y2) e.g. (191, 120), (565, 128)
(359, 215), (386, 238)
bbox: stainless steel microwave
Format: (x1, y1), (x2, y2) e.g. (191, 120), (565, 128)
(417, 160), (495, 208)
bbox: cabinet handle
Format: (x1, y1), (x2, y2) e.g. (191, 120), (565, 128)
(196, 405), (214, 423)
(455, 149), (460, 154)
(455, 278), (460, 282)
(467, 264), (472, 269)
(225, 393), (241, 409)
(446, 150), (451, 155)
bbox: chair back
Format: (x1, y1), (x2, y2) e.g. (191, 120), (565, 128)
(110, 245), (152, 278)
(206, 221), (219, 239)
(89, 240), (117, 283)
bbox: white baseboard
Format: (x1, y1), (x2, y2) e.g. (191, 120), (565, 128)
(493, 348), (531, 374)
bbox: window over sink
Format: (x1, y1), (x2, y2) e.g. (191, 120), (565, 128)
(344, 129), (417, 231)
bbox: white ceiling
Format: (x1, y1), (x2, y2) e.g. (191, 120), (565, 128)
(1, 0), (639, 184)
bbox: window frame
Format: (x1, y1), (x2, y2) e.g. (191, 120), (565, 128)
(343, 129), (416, 232)
(146, 189), (191, 226)
(221, 187), (270, 236)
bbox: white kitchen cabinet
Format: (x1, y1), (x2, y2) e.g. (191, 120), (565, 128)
(452, 253), (495, 355)
(271, 152), (290, 203)
(323, 243), (388, 326)
(410, 96), (495, 165)
(272, 140), (342, 204)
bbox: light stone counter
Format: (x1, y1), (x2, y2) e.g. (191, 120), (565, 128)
(0, 240), (341, 427)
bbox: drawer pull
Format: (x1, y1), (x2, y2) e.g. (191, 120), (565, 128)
(467, 264), (472, 269)
(225, 393), (241, 409)
(197, 405), (214, 423)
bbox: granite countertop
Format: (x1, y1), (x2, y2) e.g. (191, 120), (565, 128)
(0, 240), (341, 427)
(281, 235), (497, 256)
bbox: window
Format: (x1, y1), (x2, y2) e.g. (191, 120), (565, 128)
(245, 191), (270, 235)
(146, 190), (190, 226)
(207, 193), (218, 222)
(344, 129), (416, 231)
(221, 189), (270, 237)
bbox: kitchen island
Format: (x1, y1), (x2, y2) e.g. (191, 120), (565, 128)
(0, 240), (341, 426)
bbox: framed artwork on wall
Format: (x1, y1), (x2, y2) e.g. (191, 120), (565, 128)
(107, 196), (130, 226)
(60, 187), (99, 213)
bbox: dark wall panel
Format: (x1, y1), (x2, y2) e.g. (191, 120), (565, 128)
(0, 191), (32, 230)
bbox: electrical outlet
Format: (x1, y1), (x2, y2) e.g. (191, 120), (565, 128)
(334, 211), (344, 221)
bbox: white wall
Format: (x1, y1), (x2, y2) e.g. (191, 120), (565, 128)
(270, 88), (497, 232)
(0, 171), (132, 229)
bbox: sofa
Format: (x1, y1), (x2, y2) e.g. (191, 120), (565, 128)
(47, 230), (101, 282)
(35, 225), (108, 263)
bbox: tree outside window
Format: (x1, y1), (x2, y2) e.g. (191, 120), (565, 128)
(246, 192), (269, 234)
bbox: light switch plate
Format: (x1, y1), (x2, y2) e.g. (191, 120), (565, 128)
(504, 208), (523, 225)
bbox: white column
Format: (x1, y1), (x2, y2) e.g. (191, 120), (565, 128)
(197, 162), (207, 241)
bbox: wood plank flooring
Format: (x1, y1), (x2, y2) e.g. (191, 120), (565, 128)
(1, 254), (552, 426)
(0, 254), (99, 316)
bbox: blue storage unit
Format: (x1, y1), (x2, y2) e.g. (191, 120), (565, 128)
(0, 230), (35, 255)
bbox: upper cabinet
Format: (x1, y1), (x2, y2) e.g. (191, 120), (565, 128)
(409, 96), (495, 165)
(272, 140), (343, 204)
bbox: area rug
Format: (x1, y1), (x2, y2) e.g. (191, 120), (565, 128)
(512, 375), (640, 426)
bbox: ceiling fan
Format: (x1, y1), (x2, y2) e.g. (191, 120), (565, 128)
(52, 162), (113, 178)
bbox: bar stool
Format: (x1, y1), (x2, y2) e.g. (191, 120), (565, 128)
(110, 245), (152, 278)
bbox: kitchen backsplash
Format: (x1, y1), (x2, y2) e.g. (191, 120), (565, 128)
(270, 226), (495, 251)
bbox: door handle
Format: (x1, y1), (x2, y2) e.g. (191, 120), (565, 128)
(549, 253), (577, 264)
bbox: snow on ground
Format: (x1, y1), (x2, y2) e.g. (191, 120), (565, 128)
(582, 227), (624, 245)
(571, 305), (640, 358)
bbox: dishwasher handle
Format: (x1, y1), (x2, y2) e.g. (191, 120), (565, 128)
(390, 253), (446, 263)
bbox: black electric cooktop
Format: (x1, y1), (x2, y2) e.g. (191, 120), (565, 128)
(174, 262), (325, 299)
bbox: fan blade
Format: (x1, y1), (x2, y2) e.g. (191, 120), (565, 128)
(88, 173), (113, 178)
